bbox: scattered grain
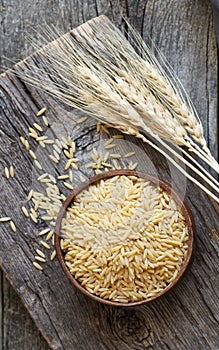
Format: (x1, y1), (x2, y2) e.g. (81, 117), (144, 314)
(10, 220), (16, 232)
(44, 139), (54, 145)
(33, 123), (43, 132)
(46, 230), (54, 241)
(124, 152), (135, 158)
(35, 256), (46, 263)
(0, 217), (11, 223)
(128, 161), (138, 170)
(112, 134), (124, 139)
(69, 170), (73, 182)
(29, 132), (38, 139)
(77, 116), (88, 123)
(36, 249), (46, 258)
(29, 150), (36, 160)
(34, 160), (42, 170)
(80, 175), (86, 182)
(64, 182), (74, 190)
(40, 240), (50, 249)
(110, 153), (121, 159)
(4, 167), (9, 179)
(53, 144), (62, 154)
(42, 115), (49, 126)
(37, 107), (47, 117)
(27, 189), (33, 201)
(104, 143), (116, 149)
(30, 213), (38, 224)
(49, 155), (59, 164)
(33, 261), (43, 270)
(39, 228), (50, 236)
(21, 206), (29, 217)
(58, 175), (69, 180)
(50, 250), (57, 261)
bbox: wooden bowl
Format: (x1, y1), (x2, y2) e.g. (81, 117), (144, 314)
(55, 170), (196, 307)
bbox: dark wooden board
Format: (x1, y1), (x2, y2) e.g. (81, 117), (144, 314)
(0, 1), (218, 350)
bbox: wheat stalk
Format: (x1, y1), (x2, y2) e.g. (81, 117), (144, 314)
(11, 18), (219, 203)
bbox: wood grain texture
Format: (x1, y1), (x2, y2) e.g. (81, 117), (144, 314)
(0, 1), (218, 350)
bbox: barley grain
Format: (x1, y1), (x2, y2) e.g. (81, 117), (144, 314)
(39, 141), (46, 148)
(110, 153), (121, 159)
(30, 213), (38, 223)
(36, 249), (46, 258)
(35, 256), (46, 263)
(53, 150), (60, 161)
(34, 160), (42, 170)
(128, 161), (138, 170)
(44, 139), (54, 144)
(53, 144), (62, 154)
(38, 173), (48, 181)
(29, 132), (38, 139)
(0, 217), (11, 222)
(80, 175), (86, 182)
(69, 170), (73, 182)
(27, 189), (33, 201)
(104, 138), (114, 146)
(42, 115), (49, 126)
(46, 230), (54, 241)
(24, 140), (30, 150)
(33, 123), (43, 132)
(37, 107), (47, 117)
(58, 175), (69, 180)
(124, 152), (135, 158)
(55, 139), (62, 148)
(112, 134), (123, 139)
(97, 122), (101, 132)
(65, 159), (73, 170)
(33, 262), (43, 270)
(50, 250), (56, 261)
(40, 240), (50, 249)
(10, 220), (16, 232)
(21, 206), (29, 217)
(29, 150), (36, 159)
(112, 159), (121, 170)
(64, 182), (74, 190)
(9, 165), (15, 178)
(104, 143), (116, 149)
(77, 116), (88, 123)
(4, 167), (9, 179)
(39, 228), (50, 236)
(49, 155), (59, 164)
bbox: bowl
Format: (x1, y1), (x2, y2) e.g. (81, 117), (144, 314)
(55, 170), (196, 307)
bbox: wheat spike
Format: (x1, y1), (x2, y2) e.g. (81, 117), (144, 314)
(11, 18), (219, 203)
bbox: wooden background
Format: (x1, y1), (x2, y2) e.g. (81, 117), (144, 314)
(0, 1), (218, 349)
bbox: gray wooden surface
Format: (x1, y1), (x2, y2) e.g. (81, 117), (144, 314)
(0, 1), (218, 350)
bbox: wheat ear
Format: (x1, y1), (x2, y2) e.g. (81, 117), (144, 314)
(10, 19), (219, 202)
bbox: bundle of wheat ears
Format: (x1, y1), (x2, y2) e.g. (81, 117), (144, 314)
(15, 17), (219, 203)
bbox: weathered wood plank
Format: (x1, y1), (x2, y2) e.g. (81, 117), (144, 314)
(0, 1), (218, 350)
(1, 272), (49, 350)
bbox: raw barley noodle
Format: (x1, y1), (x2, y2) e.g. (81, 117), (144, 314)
(61, 175), (188, 302)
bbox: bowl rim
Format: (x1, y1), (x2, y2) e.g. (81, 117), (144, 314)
(55, 170), (196, 307)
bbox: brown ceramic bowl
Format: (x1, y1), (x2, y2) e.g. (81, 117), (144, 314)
(55, 170), (196, 307)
